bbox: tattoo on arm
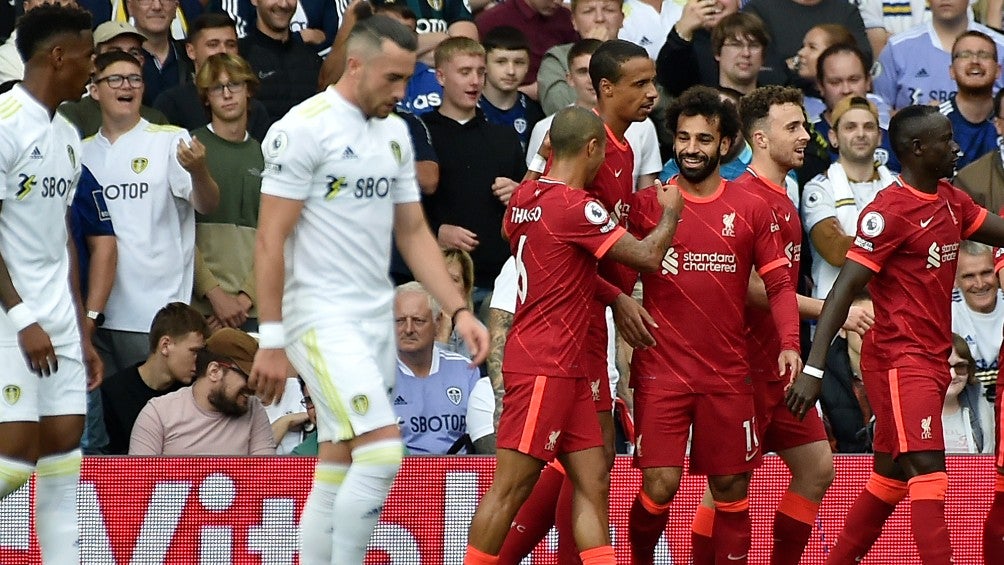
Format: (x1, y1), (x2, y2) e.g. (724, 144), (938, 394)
(487, 308), (513, 429)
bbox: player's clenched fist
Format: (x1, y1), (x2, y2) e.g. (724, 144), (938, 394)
(657, 180), (684, 217)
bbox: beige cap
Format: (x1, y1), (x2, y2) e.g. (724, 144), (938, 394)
(831, 94), (879, 126)
(93, 21), (149, 47)
(206, 328), (258, 377)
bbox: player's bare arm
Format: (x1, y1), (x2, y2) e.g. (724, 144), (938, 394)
(786, 260), (874, 419)
(486, 307), (511, 429)
(0, 201), (56, 377)
(249, 194), (304, 405)
(612, 293), (657, 348)
(395, 201), (490, 364)
(605, 182), (683, 272)
(177, 136), (221, 214)
(810, 217), (854, 267)
(746, 270), (874, 333)
(66, 218), (103, 390)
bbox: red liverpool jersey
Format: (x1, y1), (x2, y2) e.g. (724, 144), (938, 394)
(628, 178), (792, 393)
(736, 168), (802, 382)
(590, 121), (637, 295)
(502, 177), (627, 378)
(848, 177), (987, 372)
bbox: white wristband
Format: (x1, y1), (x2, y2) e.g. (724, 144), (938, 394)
(528, 154), (547, 173)
(6, 303), (37, 332)
(258, 322), (285, 349)
(802, 365), (825, 379)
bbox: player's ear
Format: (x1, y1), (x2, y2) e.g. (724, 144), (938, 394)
(719, 134), (732, 156)
(827, 126), (838, 149)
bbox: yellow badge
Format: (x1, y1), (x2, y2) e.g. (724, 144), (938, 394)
(427, 0), (443, 9)
(15, 174), (35, 200)
(351, 394), (369, 415)
(131, 158), (149, 174)
(2, 384), (20, 406)
(390, 141), (403, 165)
(326, 176), (347, 200)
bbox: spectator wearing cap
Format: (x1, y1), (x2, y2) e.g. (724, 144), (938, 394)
(801, 94), (892, 302)
(58, 20), (171, 138)
(955, 89), (1004, 214)
(0, 0), (77, 83)
(128, 328), (276, 455)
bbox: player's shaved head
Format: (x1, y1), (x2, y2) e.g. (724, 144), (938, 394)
(549, 106), (606, 159)
(345, 14), (418, 59)
(888, 104), (942, 157)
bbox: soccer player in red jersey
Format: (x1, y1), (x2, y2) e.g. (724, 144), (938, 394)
(986, 245), (1004, 564)
(498, 39), (659, 564)
(464, 106), (683, 565)
(625, 86), (802, 565)
(787, 104), (1004, 565)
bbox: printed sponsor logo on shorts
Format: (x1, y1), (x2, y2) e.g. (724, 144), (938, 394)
(544, 430), (560, 451)
(921, 416), (932, 440)
(351, 395), (369, 415)
(2, 384), (20, 406)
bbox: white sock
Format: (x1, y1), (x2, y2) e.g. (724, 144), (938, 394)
(299, 462), (348, 565)
(331, 439), (403, 564)
(35, 448), (82, 565)
(0, 454), (34, 499)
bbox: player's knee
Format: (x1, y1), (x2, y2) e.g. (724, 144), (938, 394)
(641, 468), (681, 504)
(708, 473), (749, 502)
(351, 439), (404, 481)
(0, 457), (36, 499)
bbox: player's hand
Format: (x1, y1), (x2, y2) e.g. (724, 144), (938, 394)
(777, 348), (802, 380)
(841, 304), (874, 336)
(83, 339), (103, 391)
(249, 347), (290, 406)
(18, 323), (57, 377)
(492, 177), (518, 204)
(438, 224), (479, 252)
(612, 293), (657, 348)
(657, 180), (684, 217)
(177, 136), (209, 174)
(785, 372), (823, 421)
(454, 309), (489, 365)
(207, 286), (249, 329)
(298, 28), (327, 45)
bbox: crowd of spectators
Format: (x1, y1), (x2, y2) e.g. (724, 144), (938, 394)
(7, 0), (1001, 457)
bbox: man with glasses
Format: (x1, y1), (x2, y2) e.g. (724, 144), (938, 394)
(129, 327), (277, 455)
(940, 30), (1001, 170)
(59, 20), (171, 137)
(875, 0), (1004, 110)
(392, 282), (495, 455)
(83, 50), (219, 378)
(189, 52), (263, 336)
(128, 0), (190, 105)
(712, 12), (767, 95)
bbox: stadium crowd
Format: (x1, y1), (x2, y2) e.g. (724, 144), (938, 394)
(0, 0), (1003, 563)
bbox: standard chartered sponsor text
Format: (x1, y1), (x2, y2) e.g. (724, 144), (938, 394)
(682, 251), (737, 272)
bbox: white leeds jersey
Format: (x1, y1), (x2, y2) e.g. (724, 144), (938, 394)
(261, 87), (421, 339)
(82, 119), (195, 332)
(0, 86), (81, 346)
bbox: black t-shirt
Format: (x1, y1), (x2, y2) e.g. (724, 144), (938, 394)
(100, 363), (181, 455)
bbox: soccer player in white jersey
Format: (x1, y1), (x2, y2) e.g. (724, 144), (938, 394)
(0, 5), (102, 563)
(82, 50), (219, 375)
(250, 16), (489, 564)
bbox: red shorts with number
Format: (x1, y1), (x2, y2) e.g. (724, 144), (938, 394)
(754, 378), (828, 452)
(632, 385), (761, 475)
(863, 367), (948, 458)
(584, 304), (614, 412)
(497, 372), (603, 461)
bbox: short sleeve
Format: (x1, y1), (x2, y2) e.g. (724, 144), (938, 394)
(951, 185), (989, 238)
(168, 129), (194, 201)
(560, 193), (626, 259)
(72, 166), (115, 237)
(489, 256), (518, 314)
(873, 45), (900, 109)
(466, 377), (495, 442)
(800, 176), (838, 232)
(526, 119), (549, 167)
(389, 118), (421, 205)
(128, 403), (164, 455)
(0, 130), (17, 201)
(260, 118), (320, 201)
(249, 400), (278, 455)
(634, 119), (662, 177)
(856, 0), (884, 29)
(399, 111), (438, 163)
(751, 200), (789, 276)
(845, 198), (909, 273)
(626, 187), (661, 238)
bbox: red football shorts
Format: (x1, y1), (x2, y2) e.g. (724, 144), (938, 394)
(863, 367), (949, 458)
(755, 379), (827, 452)
(584, 303), (614, 412)
(497, 372), (603, 461)
(633, 386), (761, 475)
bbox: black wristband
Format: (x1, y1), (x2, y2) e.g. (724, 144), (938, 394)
(451, 306), (471, 326)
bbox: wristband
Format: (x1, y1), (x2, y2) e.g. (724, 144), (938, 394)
(6, 303), (37, 332)
(451, 306), (470, 327)
(802, 365), (825, 379)
(258, 322), (286, 349)
(528, 154), (547, 173)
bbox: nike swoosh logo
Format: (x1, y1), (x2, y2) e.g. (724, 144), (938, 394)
(258, 70), (277, 79)
(745, 450), (758, 462)
(920, 217), (933, 228)
(614, 169), (623, 177)
(727, 554), (747, 561)
(784, 213), (791, 221)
